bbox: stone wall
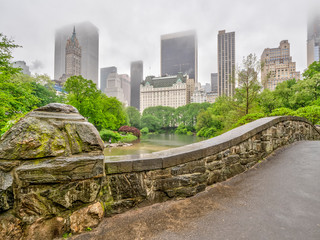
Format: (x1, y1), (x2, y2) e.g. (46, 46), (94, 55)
(101, 117), (320, 215)
(0, 104), (319, 239)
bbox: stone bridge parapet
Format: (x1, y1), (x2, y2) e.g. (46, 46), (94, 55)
(0, 104), (319, 239)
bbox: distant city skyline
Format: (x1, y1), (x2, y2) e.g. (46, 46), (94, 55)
(1, 0), (319, 85)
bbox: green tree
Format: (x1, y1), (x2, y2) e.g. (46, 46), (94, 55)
(140, 115), (161, 132)
(303, 61), (320, 79)
(64, 75), (127, 130)
(126, 106), (141, 129)
(143, 106), (176, 128)
(234, 54), (262, 115)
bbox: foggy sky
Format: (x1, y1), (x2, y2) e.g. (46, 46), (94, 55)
(0, 0), (319, 85)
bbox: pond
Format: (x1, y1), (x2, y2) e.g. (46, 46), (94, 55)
(103, 133), (205, 158)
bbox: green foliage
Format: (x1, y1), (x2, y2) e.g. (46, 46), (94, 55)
(140, 127), (149, 134)
(62, 232), (72, 238)
(303, 61), (320, 79)
(233, 113), (266, 128)
(140, 114), (161, 132)
(196, 127), (218, 138)
(295, 106), (320, 124)
(120, 133), (138, 143)
(64, 76), (127, 130)
(234, 54), (262, 115)
(99, 129), (121, 142)
(175, 124), (189, 134)
(126, 106), (141, 128)
(270, 108), (295, 116)
(143, 106), (176, 128)
(0, 113), (25, 137)
(86, 227), (92, 231)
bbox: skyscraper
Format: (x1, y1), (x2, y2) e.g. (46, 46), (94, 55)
(211, 73), (218, 94)
(307, 14), (320, 66)
(130, 61), (143, 110)
(54, 22), (99, 85)
(261, 40), (300, 90)
(100, 66), (117, 92)
(160, 30), (198, 82)
(217, 30), (235, 96)
(64, 27), (81, 80)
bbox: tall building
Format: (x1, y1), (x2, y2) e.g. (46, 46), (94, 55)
(307, 14), (320, 66)
(54, 22), (99, 85)
(100, 66), (117, 92)
(140, 73), (194, 113)
(12, 61), (31, 75)
(261, 40), (300, 90)
(60, 27), (81, 82)
(211, 73), (218, 94)
(130, 61), (143, 110)
(217, 30), (235, 96)
(104, 72), (131, 106)
(160, 30), (198, 82)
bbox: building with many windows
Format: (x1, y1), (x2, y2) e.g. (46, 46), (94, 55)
(160, 30), (198, 82)
(54, 22), (99, 85)
(100, 66), (117, 92)
(307, 14), (320, 66)
(217, 30), (235, 96)
(104, 72), (131, 106)
(261, 40), (300, 90)
(140, 73), (194, 113)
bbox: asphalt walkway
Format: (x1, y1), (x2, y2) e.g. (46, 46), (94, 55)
(73, 141), (320, 240)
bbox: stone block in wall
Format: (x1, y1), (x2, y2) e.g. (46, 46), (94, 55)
(109, 173), (147, 201)
(207, 170), (224, 185)
(223, 163), (245, 179)
(0, 171), (13, 212)
(171, 160), (206, 176)
(206, 160), (224, 171)
(225, 154), (240, 166)
(43, 179), (101, 209)
(165, 184), (206, 198)
(15, 154), (104, 185)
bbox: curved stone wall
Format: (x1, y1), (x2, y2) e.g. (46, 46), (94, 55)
(101, 116), (320, 214)
(0, 106), (319, 240)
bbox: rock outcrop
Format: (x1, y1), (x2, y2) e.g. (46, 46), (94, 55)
(0, 103), (105, 239)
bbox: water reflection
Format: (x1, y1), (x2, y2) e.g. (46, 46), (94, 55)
(103, 133), (205, 158)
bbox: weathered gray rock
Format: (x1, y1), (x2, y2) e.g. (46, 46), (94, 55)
(70, 202), (104, 233)
(44, 179), (101, 209)
(16, 154), (104, 184)
(0, 171), (13, 212)
(0, 103), (103, 160)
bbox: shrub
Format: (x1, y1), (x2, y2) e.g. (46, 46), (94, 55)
(118, 125), (141, 138)
(295, 105), (320, 124)
(120, 133), (138, 143)
(196, 127), (217, 138)
(140, 127), (149, 134)
(99, 129), (121, 142)
(270, 108), (295, 117)
(233, 112), (266, 128)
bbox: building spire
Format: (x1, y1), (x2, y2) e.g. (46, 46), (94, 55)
(72, 26), (76, 42)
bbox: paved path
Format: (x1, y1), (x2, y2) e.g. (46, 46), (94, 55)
(73, 141), (320, 240)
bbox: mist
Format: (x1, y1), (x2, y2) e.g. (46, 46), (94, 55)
(0, 0), (319, 84)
